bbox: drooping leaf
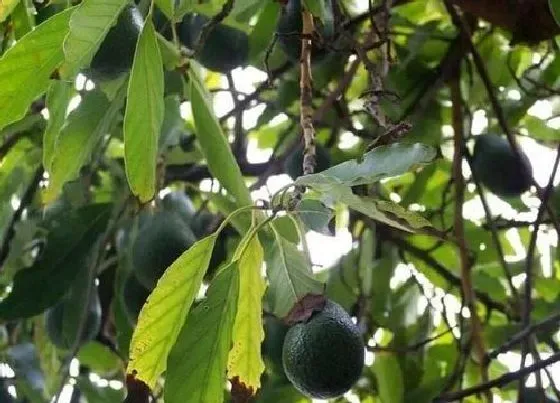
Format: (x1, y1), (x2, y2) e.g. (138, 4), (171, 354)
(0, 203), (111, 319)
(373, 353), (404, 403)
(62, 0), (129, 77)
(45, 88), (125, 202)
(264, 225), (324, 318)
(0, 8), (73, 131)
(165, 263), (239, 403)
(42, 80), (74, 171)
(188, 68), (252, 207)
(124, 19), (164, 203)
(295, 143), (436, 188)
(126, 234), (217, 390)
(227, 236), (266, 395)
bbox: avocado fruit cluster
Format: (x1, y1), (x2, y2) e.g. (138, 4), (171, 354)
(471, 134), (533, 197)
(282, 299), (364, 399)
(45, 289), (102, 350)
(88, 4), (144, 81)
(284, 144), (331, 180)
(276, 0), (335, 62)
(178, 14), (249, 73)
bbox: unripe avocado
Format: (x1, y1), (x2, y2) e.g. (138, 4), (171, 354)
(276, 0), (335, 62)
(88, 4), (144, 81)
(471, 134), (533, 197)
(282, 299), (364, 399)
(522, 387), (557, 402)
(178, 14), (249, 73)
(284, 144), (331, 180)
(131, 211), (196, 289)
(161, 191), (196, 225)
(122, 275), (151, 325)
(45, 290), (102, 350)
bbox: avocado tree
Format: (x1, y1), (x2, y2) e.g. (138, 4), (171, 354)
(1, 0), (560, 402)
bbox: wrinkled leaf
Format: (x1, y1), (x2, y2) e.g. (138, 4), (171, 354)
(127, 234), (217, 389)
(227, 236), (266, 394)
(165, 263), (239, 403)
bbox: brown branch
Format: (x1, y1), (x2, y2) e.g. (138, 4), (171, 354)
(435, 351), (560, 402)
(450, 73), (490, 396)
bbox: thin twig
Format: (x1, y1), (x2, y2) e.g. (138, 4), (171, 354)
(435, 351), (560, 402)
(450, 73), (490, 398)
(518, 143), (560, 397)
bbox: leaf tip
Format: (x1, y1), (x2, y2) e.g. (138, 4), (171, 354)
(230, 376), (257, 403)
(125, 370), (151, 403)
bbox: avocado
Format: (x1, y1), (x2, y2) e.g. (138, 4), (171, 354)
(45, 290), (102, 350)
(276, 0), (335, 62)
(282, 299), (364, 399)
(178, 14), (249, 72)
(88, 4), (144, 81)
(471, 134), (533, 197)
(131, 210), (196, 289)
(522, 387), (557, 402)
(122, 275), (151, 325)
(284, 144), (331, 180)
(161, 191), (196, 225)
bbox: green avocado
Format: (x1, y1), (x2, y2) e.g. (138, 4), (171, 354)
(162, 191), (196, 225)
(522, 387), (557, 402)
(471, 134), (533, 197)
(122, 275), (151, 325)
(178, 14), (249, 73)
(88, 4), (144, 81)
(284, 144), (331, 180)
(131, 210), (196, 289)
(282, 299), (364, 399)
(276, 0), (335, 62)
(45, 290), (102, 350)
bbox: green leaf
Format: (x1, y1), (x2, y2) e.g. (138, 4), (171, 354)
(296, 199), (333, 234)
(45, 88), (125, 202)
(264, 225), (324, 318)
(0, 0), (19, 23)
(295, 143), (436, 188)
(165, 263), (239, 403)
(62, 0), (129, 78)
(124, 19), (164, 203)
(271, 216), (299, 243)
(77, 341), (122, 376)
(550, 0), (560, 27)
(0, 204), (111, 320)
(0, 8), (73, 131)
(227, 236), (266, 394)
(42, 80), (74, 171)
(248, 1), (280, 61)
(155, 0), (174, 19)
(188, 69), (252, 207)
(373, 353), (404, 403)
(127, 234), (217, 389)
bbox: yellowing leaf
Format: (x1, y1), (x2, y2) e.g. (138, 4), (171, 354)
(124, 19), (164, 203)
(0, 0), (19, 23)
(126, 234), (217, 389)
(227, 236), (266, 394)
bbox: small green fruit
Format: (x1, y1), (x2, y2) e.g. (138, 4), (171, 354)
(178, 14), (249, 72)
(45, 290), (102, 350)
(88, 4), (144, 81)
(471, 134), (533, 197)
(131, 211), (196, 289)
(282, 300), (364, 399)
(276, 0), (335, 62)
(284, 145), (331, 180)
